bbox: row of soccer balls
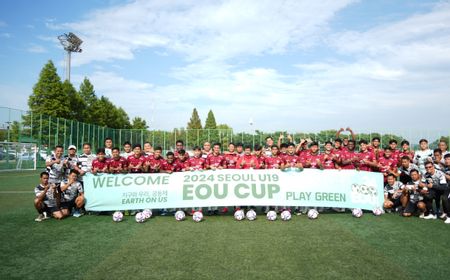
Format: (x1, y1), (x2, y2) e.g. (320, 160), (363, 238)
(112, 208), (384, 223)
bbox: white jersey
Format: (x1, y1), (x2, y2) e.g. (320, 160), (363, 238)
(413, 149), (433, 174)
(120, 151), (134, 158)
(61, 180), (84, 202)
(105, 148), (113, 159)
(384, 181), (404, 198)
(78, 153), (96, 173)
(45, 155), (65, 184)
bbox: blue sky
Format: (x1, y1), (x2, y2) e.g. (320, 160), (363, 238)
(0, 0), (449, 133)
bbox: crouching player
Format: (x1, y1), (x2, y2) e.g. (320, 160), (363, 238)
(402, 169), (427, 217)
(384, 173), (406, 212)
(60, 170), (85, 218)
(34, 172), (65, 221)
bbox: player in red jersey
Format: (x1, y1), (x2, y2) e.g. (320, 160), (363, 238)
(186, 146), (206, 171)
(368, 137), (383, 160)
(377, 147), (398, 182)
(127, 144), (145, 173)
(340, 140), (359, 170)
(237, 145), (259, 169)
(253, 144), (266, 169)
(91, 148), (108, 174)
(160, 152), (181, 174)
(175, 149), (188, 171)
(279, 143), (289, 161)
(356, 140), (377, 172)
(235, 143), (244, 156)
(388, 139), (400, 163)
(399, 140), (414, 165)
(336, 127), (355, 149)
(264, 146), (285, 169)
(145, 146), (164, 173)
(108, 147), (128, 174)
(224, 143), (240, 169)
(302, 142), (323, 169)
(206, 143), (226, 170)
(322, 141), (340, 169)
(284, 143), (303, 170)
(174, 140), (189, 159)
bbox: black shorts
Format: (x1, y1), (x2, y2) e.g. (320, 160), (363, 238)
(387, 195), (402, 207)
(404, 201), (417, 214)
(45, 205), (60, 214)
(60, 200), (75, 209)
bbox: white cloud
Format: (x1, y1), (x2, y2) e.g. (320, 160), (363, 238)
(52, 0), (355, 66)
(0, 32), (11, 38)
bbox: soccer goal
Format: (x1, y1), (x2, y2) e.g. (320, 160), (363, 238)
(0, 142), (37, 171)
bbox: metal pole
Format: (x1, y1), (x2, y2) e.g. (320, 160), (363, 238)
(67, 51), (71, 82)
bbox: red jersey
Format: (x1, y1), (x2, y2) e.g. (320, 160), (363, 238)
(398, 150), (414, 163)
(264, 155), (285, 169)
(186, 156), (206, 171)
(237, 154), (259, 169)
(368, 146), (384, 160)
(160, 160), (181, 173)
(107, 157), (128, 173)
(92, 159), (108, 173)
(145, 155), (164, 173)
(175, 159), (188, 171)
(255, 155), (266, 169)
(341, 149), (358, 170)
(174, 150), (189, 159)
(127, 155), (145, 173)
(377, 156), (397, 175)
(284, 153), (301, 168)
(224, 152), (240, 169)
(356, 150), (375, 172)
(207, 153), (226, 169)
(302, 152), (323, 169)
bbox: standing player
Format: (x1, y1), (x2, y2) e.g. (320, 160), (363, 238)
(377, 147), (398, 182)
(202, 142), (212, 158)
(438, 140), (449, 162)
(127, 144), (145, 173)
(253, 144), (266, 169)
(45, 145), (65, 185)
(143, 142), (154, 156)
(207, 143), (226, 170)
(340, 140), (358, 170)
(120, 141), (134, 158)
(336, 127), (356, 148)
(174, 140), (189, 159)
(237, 145), (258, 169)
(60, 170), (85, 217)
(224, 143), (239, 169)
(175, 149), (188, 171)
(368, 137), (383, 160)
(356, 140), (376, 172)
(145, 147), (164, 173)
(388, 140), (400, 163)
(161, 152), (181, 174)
(413, 139), (433, 174)
(442, 154), (450, 223)
(399, 140), (414, 164)
(91, 148), (108, 174)
(433, 149), (444, 171)
(63, 145), (81, 178)
(322, 141), (340, 169)
(264, 136), (274, 156)
(283, 143), (303, 170)
(235, 143), (244, 156)
(108, 147), (128, 174)
(264, 146), (285, 169)
(78, 143), (96, 179)
(185, 147), (206, 214)
(104, 137), (113, 158)
(302, 142), (323, 169)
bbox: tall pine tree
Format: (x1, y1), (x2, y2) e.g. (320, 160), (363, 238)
(187, 108), (202, 129)
(204, 110), (217, 129)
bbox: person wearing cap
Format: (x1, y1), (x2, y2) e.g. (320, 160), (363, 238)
(63, 145), (82, 179)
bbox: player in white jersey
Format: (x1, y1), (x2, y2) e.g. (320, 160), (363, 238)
(104, 137), (113, 158)
(34, 172), (65, 221)
(45, 145), (65, 185)
(60, 170), (85, 217)
(413, 139), (433, 174)
(78, 143), (96, 180)
(422, 161), (448, 221)
(63, 145), (82, 178)
(120, 141), (134, 158)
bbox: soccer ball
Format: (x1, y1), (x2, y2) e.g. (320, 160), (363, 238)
(234, 209), (245, 221)
(142, 209), (153, 219)
(372, 207), (383, 216)
(307, 209), (319, 219)
(112, 211), (123, 222)
(245, 209), (257, 221)
(135, 212), (146, 223)
(266, 210), (277, 221)
(352, 208), (363, 218)
(280, 210), (292, 221)
(174, 210), (186, 221)
(192, 211), (203, 222)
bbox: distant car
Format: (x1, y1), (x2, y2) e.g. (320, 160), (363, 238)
(20, 152), (35, 161)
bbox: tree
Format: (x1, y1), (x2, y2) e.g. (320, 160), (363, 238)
(204, 110), (217, 129)
(28, 60), (67, 117)
(187, 108), (202, 129)
(131, 117), (148, 129)
(78, 77), (97, 123)
(61, 80), (85, 121)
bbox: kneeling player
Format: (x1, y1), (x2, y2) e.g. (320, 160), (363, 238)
(34, 172), (65, 221)
(402, 169), (426, 217)
(383, 173), (405, 212)
(60, 170), (85, 217)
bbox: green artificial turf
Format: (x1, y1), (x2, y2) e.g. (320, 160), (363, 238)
(0, 171), (449, 280)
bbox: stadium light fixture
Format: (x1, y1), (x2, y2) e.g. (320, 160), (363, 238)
(57, 32), (83, 82)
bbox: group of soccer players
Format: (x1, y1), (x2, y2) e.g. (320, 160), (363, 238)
(34, 128), (450, 224)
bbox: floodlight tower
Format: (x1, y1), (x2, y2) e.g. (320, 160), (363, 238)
(57, 32), (83, 82)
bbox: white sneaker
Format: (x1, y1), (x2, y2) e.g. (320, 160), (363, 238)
(423, 214), (437, 220)
(419, 213), (425, 219)
(34, 214), (45, 222)
(439, 213), (447, 219)
(445, 217), (450, 224)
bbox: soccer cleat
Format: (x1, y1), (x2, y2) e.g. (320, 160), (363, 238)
(34, 214), (45, 222)
(72, 210), (82, 218)
(124, 210), (130, 216)
(444, 217), (450, 224)
(220, 207), (228, 214)
(419, 213), (425, 219)
(423, 214), (437, 220)
(42, 212), (49, 220)
(160, 209), (168, 216)
(439, 213), (447, 219)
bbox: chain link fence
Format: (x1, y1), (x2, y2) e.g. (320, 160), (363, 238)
(1, 106), (449, 171)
